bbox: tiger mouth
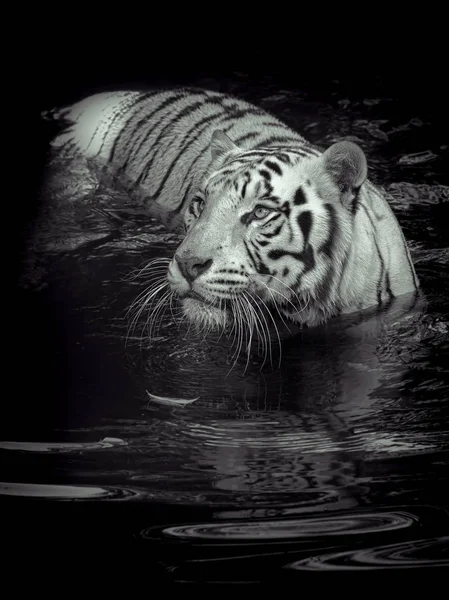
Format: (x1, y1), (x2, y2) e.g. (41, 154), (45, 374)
(181, 289), (233, 311)
(181, 295), (230, 330)
(182, 289), (210, 303)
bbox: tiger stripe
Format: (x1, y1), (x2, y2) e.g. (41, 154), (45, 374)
(107, 90), (166, 160)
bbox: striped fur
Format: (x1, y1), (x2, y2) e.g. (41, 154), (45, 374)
(44, 87), (420, 332)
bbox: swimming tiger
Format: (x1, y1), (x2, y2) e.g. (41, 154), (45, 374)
(42, 87), (420, 334)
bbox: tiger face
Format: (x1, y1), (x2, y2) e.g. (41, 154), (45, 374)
(167, 131), (367, 330)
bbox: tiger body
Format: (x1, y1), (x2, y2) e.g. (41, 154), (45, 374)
(45, 87), (419, 330)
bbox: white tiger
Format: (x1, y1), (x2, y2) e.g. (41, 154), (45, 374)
(43, 87), (420, 334)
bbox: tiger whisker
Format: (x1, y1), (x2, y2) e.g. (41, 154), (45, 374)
(231, 294), (246, 364)
(127, 284), (167, 320)
(242, 290), (269, 369)
(226, 294), (240, 360)
(229, 295), (243, 363)
(242, 292), (266, 374)
(126, 279), (169, 325)
(123, 257), (171, 283)
(127, 270), (171, 291)
(237, 292), (255, 375)
(252, 291), (282, 370)
(169, 290), (178, 323)
(255, 279), (294, 333)
(226, 295), (246, 377)
(291, 290), (311, 315)
(126, 272), (174, 347)
(127, 271), (168, 302)
(241, 292), (272, 369)
(216, 298), (228, 344)
(146, 289), (172, 342)
(265, 274), (304, 307)
(257, 280), (299, 313)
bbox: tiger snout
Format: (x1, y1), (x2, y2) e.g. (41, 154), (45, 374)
(167, 253), (214, 298)
(175, 255), (213, 284)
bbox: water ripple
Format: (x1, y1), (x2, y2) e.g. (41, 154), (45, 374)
(181, 420), (447, 457)
(0, 481), (138, 500)
(0, 437), (127, 453)
(146, 511), (416, 542)
(286, 535), (449, 570)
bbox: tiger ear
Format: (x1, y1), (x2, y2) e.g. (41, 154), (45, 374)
(210, 130), (239, 161)
(321, 141), (368, 206)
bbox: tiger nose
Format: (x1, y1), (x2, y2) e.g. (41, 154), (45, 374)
(175, 255), (213, 283)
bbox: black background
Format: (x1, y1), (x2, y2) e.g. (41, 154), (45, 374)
(5, 21), (447, 584)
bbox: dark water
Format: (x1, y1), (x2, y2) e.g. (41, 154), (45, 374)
(4, 74), (448, 582)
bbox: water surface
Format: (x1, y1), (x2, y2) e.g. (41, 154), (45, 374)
(3, 75), (448, 583)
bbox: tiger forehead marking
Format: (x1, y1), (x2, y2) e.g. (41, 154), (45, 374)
(207, 154), (286, 195)
(205, 153), (309, 212)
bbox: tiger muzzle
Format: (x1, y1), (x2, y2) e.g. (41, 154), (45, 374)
(174, 255), (213, 284)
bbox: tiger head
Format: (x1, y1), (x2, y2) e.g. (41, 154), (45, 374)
(167, 130), (368, 330)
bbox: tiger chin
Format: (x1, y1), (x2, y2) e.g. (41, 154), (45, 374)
(42, 87), (420, 339)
